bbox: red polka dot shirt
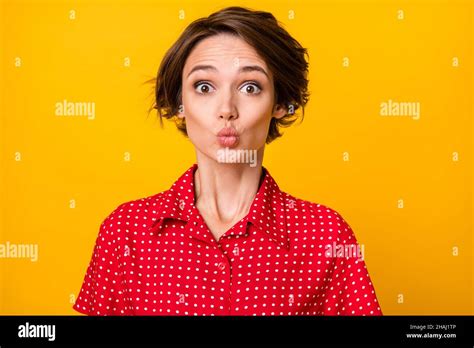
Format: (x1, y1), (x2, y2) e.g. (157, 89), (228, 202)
(73, 163), (382, 316)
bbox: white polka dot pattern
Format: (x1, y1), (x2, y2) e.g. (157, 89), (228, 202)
(73, 163), (382, 316)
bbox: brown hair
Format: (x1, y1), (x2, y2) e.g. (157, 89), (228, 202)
(149, 6), (310, 143)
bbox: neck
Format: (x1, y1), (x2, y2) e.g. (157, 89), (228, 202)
(194, 149), (264, 223)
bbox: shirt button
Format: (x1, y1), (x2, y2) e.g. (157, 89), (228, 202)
(217, 262), (226, 271)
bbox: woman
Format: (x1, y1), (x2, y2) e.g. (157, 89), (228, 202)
(74, 6), (382, 316)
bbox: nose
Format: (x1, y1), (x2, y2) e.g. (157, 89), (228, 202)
(218, 89), (238, 121)
(219, 112), (237, 121)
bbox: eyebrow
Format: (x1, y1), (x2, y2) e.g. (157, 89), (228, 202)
(186, 64), (269, 79)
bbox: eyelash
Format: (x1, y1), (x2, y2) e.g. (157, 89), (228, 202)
(193, 80), (263, 95)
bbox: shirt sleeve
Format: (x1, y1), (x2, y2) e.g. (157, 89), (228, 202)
(320, 213), (383, 316)
(73, 205), (129, 316)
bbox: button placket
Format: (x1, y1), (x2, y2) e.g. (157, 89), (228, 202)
(213, 253), (232, 315)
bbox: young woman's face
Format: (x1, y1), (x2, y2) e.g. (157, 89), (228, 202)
(180, 33), (286, 163)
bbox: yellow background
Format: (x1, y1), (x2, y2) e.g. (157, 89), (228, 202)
(0, 0), (472, 315)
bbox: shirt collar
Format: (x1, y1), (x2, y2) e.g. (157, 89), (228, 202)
(149, 163), (289, 250)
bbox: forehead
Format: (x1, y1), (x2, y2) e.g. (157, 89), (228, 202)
(183, 33), (268, 71)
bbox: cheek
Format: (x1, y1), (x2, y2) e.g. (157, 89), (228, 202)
(182, 92), (208, 127)
(184, 112), (209, 141)
(240, 97), (274, 129)
(232, 101), (272, 148)
(181, 93), (216, 147)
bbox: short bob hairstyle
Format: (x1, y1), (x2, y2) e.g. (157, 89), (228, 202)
(150, 6), (310, 144)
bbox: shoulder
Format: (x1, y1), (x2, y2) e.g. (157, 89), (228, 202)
(107, 192), (166, 218)
(102, 192), (166, 223)
(281, 192), (356, 243)
(95, 191), (167, 244)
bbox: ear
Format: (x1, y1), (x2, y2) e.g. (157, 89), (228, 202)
(177, 104), (185, 119)
(272, 103), (287, 120)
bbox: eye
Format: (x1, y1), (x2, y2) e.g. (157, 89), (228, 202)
(239, 82), (262, 95)
(194, 82), (215, 94)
